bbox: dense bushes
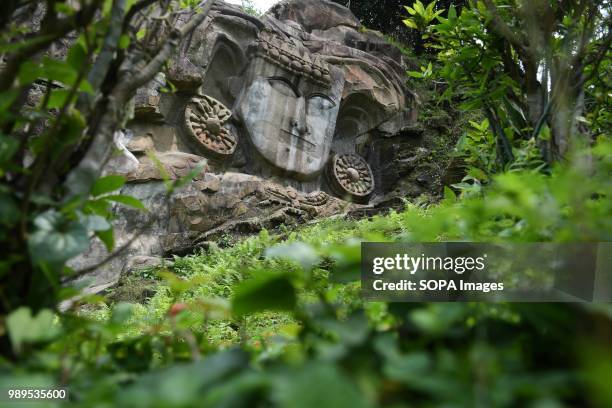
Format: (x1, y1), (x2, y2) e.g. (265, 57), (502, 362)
(2, 137), (610, 406)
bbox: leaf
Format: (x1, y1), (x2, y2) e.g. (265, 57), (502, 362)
(0, 34), (54, 53)
(158, 271), (209, 295)
(81, 214), (111, 231)
(104, 194), (146, 210)
(426, 0), (435, 15)
(67, 42), (87, 70)
(91, 175), (126, 197)
(47, 89), (73, 109)
(469, 120), (482, 130)
(41, 58), (78, 85)
(266, 242), (320, 270)
(54, 3), (76, 15)
(272, 364), (371, 408)
(79, 80), (94, 94)
(232, 272), (296, 317)
(448, 5), (457, 21)
(119, 34), (130, 50)
(0, 192), (19, 225)
(136, 28), (147, 41)
(403, 18), (418, 29)
(327, 242), (361, 283)
(7, 307), (59, 353)
(0, 134), (19, 165)
(173, 161), (207, 190)
(0, 90), (19, 115)
(117, 350), (249, 407)
(28, 210), (89, 265)
(146, 151), (172, 187)
(404, 6), (417, 15)
(414, 0), (426, 16)
(18, 60), (44, 85)
(84, 199), (112, 217)
(96, 228), (115, 252)
(443, 186), (457, 201)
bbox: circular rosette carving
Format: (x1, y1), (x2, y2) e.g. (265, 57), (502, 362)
(328, 153), (374, 200)
(184, 95), (237, 158)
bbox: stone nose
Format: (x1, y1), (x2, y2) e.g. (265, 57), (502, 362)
(290, 119), (310, 135)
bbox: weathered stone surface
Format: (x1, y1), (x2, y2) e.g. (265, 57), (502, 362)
(184, 94), (237, 158)
(124, 152), (208, 182)
(235, 29), (344, 179)
(74, 0), (435, 289)
(70, 173), (355, 287)
(134, 73), (166, 121)
(268, 0), (361, 33)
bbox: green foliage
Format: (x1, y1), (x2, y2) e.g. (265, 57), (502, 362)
(402, 0), (444, 52)
(6, 307), (59, 354)
(407, 61), (434, 79)
(91, 175), (126, 197)
(240, 0), (263, 16)
(2, 137), (610, 406)
(0, 0), (206, 318)
(403, 0), (444, 30)
(412, 0), (610, 167)
(232, 272), (297, 317)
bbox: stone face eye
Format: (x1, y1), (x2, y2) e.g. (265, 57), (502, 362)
(268, 78), (298, 97)
(307, 94), (335, 111)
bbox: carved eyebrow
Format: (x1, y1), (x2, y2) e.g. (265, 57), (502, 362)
(267, 77), (300, 96)
(307, 92), (336, 106)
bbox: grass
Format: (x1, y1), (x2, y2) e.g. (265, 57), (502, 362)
(89, 209), (422, 349)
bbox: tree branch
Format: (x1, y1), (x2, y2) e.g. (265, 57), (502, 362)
(578, 27), (612, 87)
(482, 0), (530, 58)
(64, 0), (216, 200)
(88, 0), (128, 92)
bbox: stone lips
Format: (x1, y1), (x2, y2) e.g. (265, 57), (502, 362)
(183, 95), (237, 158)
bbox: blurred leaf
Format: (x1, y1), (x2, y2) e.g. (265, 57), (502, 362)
(232, 272), (296, 317)
(28, 210), (89, 265)
(118, 350), (249, 407)
(0, 35), (54, 53)
(0, 192), (19, 225)
(272, 363), (371, 408)
(266, 242), (320, 270)
(47, 89), (72, 109)
(41, 58), (78, 85)
(119, 34), (130, 50)
(67, 41), (88, 70)
(91, 175), (126, 197)
(104, 194), (146, 210)
(96, 228), (115, 252)
(81, 214), (111, 231)
(7, 307), (59, 353)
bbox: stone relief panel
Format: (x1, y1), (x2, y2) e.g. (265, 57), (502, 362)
(73, 0), (421, 288)
(326, 153), (374, 201)
(183, 94), (237, 158)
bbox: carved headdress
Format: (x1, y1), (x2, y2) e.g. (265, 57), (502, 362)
(250, 29), (331, 86)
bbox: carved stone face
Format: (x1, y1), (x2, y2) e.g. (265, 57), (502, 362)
(235, 32), (344, 180)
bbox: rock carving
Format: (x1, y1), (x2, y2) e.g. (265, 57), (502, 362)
(328, 153), (374, 199)
(73, 0), (423, 288)
(184, 94), (237, 158)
